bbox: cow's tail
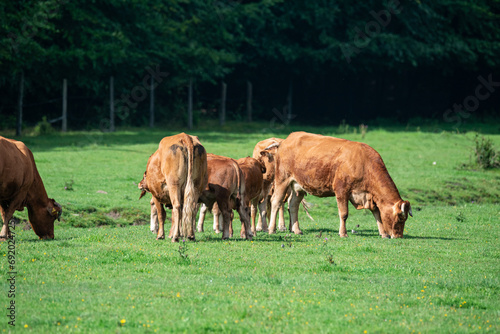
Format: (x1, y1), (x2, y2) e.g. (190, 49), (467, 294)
(181, 136), (197, 238)
(235, 161), (245, 208)
(301, 199), (314, 221)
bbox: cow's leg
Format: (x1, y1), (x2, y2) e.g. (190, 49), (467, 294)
(0, 206), (14, 240)
(212, 203), (221, 233)
(279, 190), (291, 231)
(237, 203), (253, 240)
(372, 208), (389, 238)
(150, 199), (159, 233)
(154, 199), (166, 240)
(197, 203), (207, 232)
(279, 202), (286, 232)
(229, 210), (234, 238)
(288, 190), (304, 235)
(170, 201), (182, 242)
(218, 201), (232, 240)
(268, 183), (289, 234)
(257, 197), (269, 232)
(336, 196), (349, 238)
(250, 199), (258, 235)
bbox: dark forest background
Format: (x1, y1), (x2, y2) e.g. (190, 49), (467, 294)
(1, 0), (499, 132)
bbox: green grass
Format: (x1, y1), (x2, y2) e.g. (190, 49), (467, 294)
(1, 123), (499, 333)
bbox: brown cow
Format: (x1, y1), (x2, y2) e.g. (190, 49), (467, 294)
(0, 137), (62, 240)
(196, 154), (253, 240)
(201, 157), (265, 236)
(263, 131), (412, 238)
(253, 138), (286, 232)
(139, 133), (207, 242)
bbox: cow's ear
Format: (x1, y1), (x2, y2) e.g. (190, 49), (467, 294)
(260, 162), (266, 174)
(260, 150), (272, 161)
(401, 201), (413, 217)
(401, 201), (413, 218)
(47, 206), (58, 217)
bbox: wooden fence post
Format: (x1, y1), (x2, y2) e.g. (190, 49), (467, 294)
(16, 71), (24, 136)
(247, 81), (253, 122)
(62, 78), (67, 132)
(188, 78), (193, 130)
(149, 75), (155, 128)
(110, 76), (115, 132)
(220, 81), (227, 126)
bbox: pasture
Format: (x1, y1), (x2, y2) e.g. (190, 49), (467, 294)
(1, 122), (499, 333)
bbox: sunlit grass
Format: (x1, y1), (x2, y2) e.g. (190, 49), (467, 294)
(1, 125), (499, 332)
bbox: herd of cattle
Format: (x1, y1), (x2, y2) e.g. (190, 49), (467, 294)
(0, 131), (412, 242)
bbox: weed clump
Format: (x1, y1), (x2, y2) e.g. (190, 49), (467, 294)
(32, 116), (54, 136)
(473, 135), (499, 169)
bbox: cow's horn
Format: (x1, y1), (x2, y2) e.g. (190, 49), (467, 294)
(264, 143), (280, 150)
(139, 190), (147, 200)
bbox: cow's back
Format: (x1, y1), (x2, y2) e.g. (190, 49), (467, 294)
(0, 137), (34, 200)
(206, 154), (241, 195)
(236, 157), (263, 202)
(277, 132), (385, 197)
(148, 133), (207, 203)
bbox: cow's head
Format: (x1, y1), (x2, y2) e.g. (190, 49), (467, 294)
(381, 200), (412, 238)
(258, 147), (278, 182)
(29, 199), (61, 239)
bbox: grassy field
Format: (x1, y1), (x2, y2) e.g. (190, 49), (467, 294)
(1, 121), (499, 333)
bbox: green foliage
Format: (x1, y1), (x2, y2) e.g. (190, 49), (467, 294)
(473, 134), (500, 169)
(1, 1), (500, 130)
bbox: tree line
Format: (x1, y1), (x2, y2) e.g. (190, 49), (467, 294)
(1, 0), (499, 133)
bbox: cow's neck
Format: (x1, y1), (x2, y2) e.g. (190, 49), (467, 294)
(369, 170), (402, 207)
(26, 171), (49, 211)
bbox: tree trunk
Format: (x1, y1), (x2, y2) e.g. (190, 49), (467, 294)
(246, 80), (253, 122)
(220, 81), (227, 126)
(149, 74), (155, 128)
(187, 78), (193, 130)
(287, 80), (293, 123)
(16, 71), (24, 136)
(109, 76), (115, 132)
(62, 78), (67, 132)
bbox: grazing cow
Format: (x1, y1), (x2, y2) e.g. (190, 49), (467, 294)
(196, 154), (253, 240)
(201, 157), (265, 236)
(0, 137), (62, 240)
(264, 131), (412, 238)
(139, 133), (207, 242)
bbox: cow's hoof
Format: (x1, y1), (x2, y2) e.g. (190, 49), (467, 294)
(293, 230), (303, 235)
(229, 234), (233, 238)
(214, 230), (221, 234)
(339, 233), (348, 238)
(279, 227), (286, 232)
(171, 238), (179, 243)
(256, 227), (263, 232)
(0, 236), (7, 242)
(156, 236), (165, 240)
(268, 230), (276, 235)
(188, 236), (196, 241)
(381, 234), (390, 239)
